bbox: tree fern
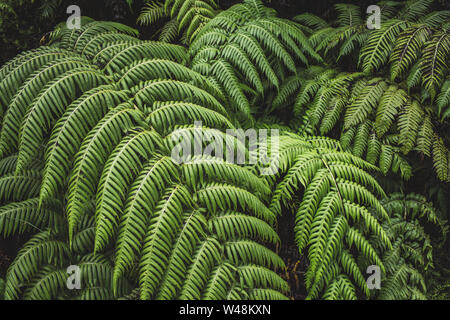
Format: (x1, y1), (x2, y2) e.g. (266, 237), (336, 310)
(371, 192), (447, 299)
(138, 0), (218, 44)
(0, 21), (289, 300)
(188, 0), (321, 120)
(360, 19), (410, 74)
(437, 78), (450, 120)
(294, 1), (448, 97)
(420, 31), (450, 99)
(271, 67), (448, 181)
(0, 1), (448, 302)
(256, 133), (390, 299)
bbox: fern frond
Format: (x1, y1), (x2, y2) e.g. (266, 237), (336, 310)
(399, 0), (433, 22)
(196, 183), (276, 225)
(4, 231), (69, 300)
(335, 4), (362, 27)
(66, 104), (144, 243)
(15, 67), (110, 173)
(0, 170), (41, 203)
(40, 86), (128, 203)
(0, 56), (92, 158)
(137, 1), (168, 26)
(0, 198), (63, 237)
(437, 78), (450, 120)
(376, 86), (407, 137)
(359, 19), (410, 74)
(390, 25), (432, 81)
(94, 128), (163, 252)
(420, 31), (450, 99)
(293, 13), (329, 31)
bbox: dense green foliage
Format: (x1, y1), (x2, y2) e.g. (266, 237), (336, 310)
(0, 0), (448, 300)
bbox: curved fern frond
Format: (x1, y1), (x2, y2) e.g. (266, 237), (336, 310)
(40, 86), (129, 202)
(390, 25), (432, 81)
(0, 198), (63, 237)
(4, 231), (70, 300)
(15, 67), (110, 173)
(0, 56), (92, 158)
(420, 31), (450, 99)
(360, 19), (410, 74)
(94, 128), (163, 252)
(66, 104), (144, 242)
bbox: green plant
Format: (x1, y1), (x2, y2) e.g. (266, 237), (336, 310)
(0, 18), (290, 300)
(370, 193), (447, 299)
(138, 0), (322, 123)
(0, 12), (388, 300)
(294, 1), (450, 92)
(260, 133), (391, 299)
(0, 0), (448, 301)
(271, 68), (449, 181)
(138, 0), (219, 44)
(267, 1), (449, 182)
